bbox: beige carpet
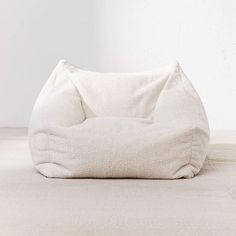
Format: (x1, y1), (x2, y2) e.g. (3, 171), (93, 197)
(0, 128), (236, 236)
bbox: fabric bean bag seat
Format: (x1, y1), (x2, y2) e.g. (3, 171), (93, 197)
(29, 60), (209, 179)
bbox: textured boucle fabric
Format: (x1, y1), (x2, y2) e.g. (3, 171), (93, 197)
(29, 60), (209, 178)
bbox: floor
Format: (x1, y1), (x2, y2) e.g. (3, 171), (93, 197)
(0, 128), (236, 236)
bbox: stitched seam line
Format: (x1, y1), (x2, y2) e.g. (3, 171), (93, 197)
(176, 65), (199, 173)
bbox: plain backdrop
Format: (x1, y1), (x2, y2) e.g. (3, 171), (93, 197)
(1, 0), (236, 129)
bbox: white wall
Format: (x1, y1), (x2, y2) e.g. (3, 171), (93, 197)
(1, 0), (236, 129)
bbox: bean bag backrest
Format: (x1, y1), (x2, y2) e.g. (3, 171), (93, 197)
(29, 60), (209, 179)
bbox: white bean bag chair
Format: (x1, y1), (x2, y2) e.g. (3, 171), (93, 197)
(29, 60), (209, 179)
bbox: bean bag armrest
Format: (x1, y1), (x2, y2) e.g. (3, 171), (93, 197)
(29, 60), (85, 135)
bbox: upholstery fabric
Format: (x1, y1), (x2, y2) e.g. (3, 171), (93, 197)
(29, 60), (209, 178)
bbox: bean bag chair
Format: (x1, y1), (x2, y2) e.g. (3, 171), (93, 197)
(29, 60), (209, 179)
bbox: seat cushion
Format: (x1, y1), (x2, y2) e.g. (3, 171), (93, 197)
(29, 60), (209, 179)
(30, 116), (208, 179)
